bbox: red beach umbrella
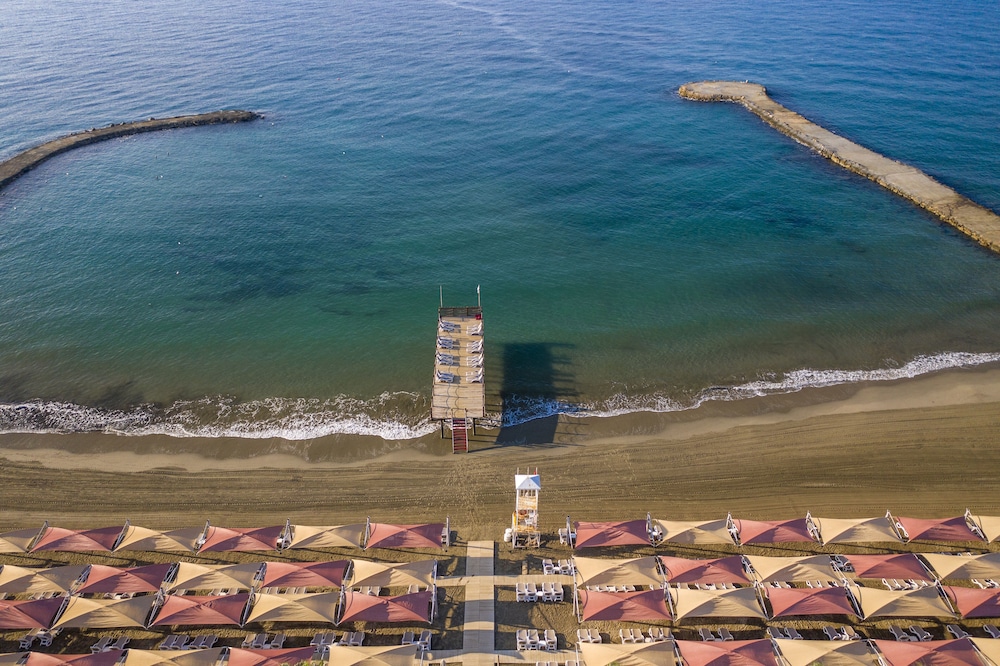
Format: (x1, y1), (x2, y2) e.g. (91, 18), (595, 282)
(337, 591), (432, 624)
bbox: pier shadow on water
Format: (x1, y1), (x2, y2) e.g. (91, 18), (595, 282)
(492, 342), (578, 447)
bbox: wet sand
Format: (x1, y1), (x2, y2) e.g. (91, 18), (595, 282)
(2, 367), (1000, 538)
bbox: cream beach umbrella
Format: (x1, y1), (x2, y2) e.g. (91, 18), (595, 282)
(577, 641), (678, 666)
(323, 645), (419, 666)
(871, 638), (984, 665)
(969, 515), (1000, 543)
(809, 517), (900, 544)
(651, 519), (734, 545)
(244, 592), (340, 624)
(0, 654), (27, 666)
(115, 526), (203, 552)
(0, 528), (44, 553)
(348, 560), (435, 589)
(771, 639), (878, 666)
(0, 565), (88, 594)
(853, 586), (956, 619)
(166, 563), (261, 592)
(970, 638), (1000, 666)
(744, 555), (836, 583)
(53, 596), (157, 629)
(922, 553), (1000, 582)
(574, 556), (663, 588)
(284, 524), (366, 549)
(670, 586), (766, 621)
(119, 649), (225, 666)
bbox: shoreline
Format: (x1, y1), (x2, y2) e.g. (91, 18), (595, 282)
(0, 110), (259, 192)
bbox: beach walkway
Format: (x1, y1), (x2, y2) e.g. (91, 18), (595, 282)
(433, 540), (578, 665)
(679, 81), (1000, 255)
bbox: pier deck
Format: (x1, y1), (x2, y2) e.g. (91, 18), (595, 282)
(431, 306), (486, 421)
(679, 81), (1000, 255)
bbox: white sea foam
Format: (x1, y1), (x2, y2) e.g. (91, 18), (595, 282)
(2, 352), (998, 440)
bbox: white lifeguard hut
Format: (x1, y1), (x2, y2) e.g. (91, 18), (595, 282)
(506, 468), (541, 549)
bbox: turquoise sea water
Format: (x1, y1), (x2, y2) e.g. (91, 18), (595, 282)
(1, 0), (999, 439)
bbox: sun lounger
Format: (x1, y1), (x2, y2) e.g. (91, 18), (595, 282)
(437, 337), (457, 349)
(467, 339), (484, 353)
(252, 633), (270, 649)
(91, 638), (114, 653)
(947, 625), (971, 639)
(268, 633), (286, 649)
(823, 626), (843, 641)
(985, 625), (1000, 639)
(435, 370), (457, 383)
(589, 629), (603, 643)
(558, 559), (574, 575)
(401, 631), (415, 645)
(349, 632), (365, 646)
(528, 630), (540, 650)
(542, 559), (555, 575)
(160, 635), (180, 650)
(785, 628), (804, 640)
(19, 631), (40, 650)
(576, 629), (591, 645)
(558, 528), (568, 544)
(466, 369), (484, 383)
(841, 626), (861, 640)
(466, 354), (483, 367)
(417, 631), (431, 651)
(973, 579), (988, 589)
(38, 629), (61, 648)
(516, 582), (528, 602)
(890, 626), (915, 642)
(525, 582), (538, 601)
(767, 628), (784, 640)
(338, 633), (352, 646)
(436, 352), (457, 365)
(468, 322), (483, 335)
(700, 628), (720, 641)
(439, 321), (460, 333)
(718, 628), (735, 641)
(109, 637), (130, 651)
(909, 626), (932, 642)
(552, 584), (564, 602)
(517, 629), (530, 650)
(619, 628), (634, 644)
(987, 579), (1000, 588)
(543, 629), (557, 651)
(541, 582), (554, 602)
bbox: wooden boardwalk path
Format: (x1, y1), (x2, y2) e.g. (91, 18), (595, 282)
(679, 81), (1000, 255)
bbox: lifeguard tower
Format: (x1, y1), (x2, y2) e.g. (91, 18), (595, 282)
(507, 469), (541, 549)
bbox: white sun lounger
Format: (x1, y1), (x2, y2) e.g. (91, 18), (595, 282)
(468, 322), (483, 335)
(435, 370), (457, 383)
(909, 626), (932, 641)
(466, 353), (483, 367)
(439, 320), (460, 333)
(466, 369), (484, 382)
(437, 337), (457, 349)
(890, 626), (915, 642)
(946, 625), (971, 639)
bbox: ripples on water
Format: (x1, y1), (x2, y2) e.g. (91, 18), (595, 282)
(0, 0), (998, 439)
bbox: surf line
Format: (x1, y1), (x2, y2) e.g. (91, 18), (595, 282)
(0, 110), (260, 192)
(679, 81), (1000, 255)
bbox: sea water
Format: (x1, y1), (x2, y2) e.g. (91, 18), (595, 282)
(0, 0), (998, 440)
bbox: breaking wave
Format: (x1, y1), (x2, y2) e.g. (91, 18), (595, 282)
(1, 352), (998, 439)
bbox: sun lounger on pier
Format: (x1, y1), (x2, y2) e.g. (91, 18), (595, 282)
(437, 337), (456, 349)
(466, 369), (484, 382)
(439, 321), (460, 333)
(436, 352), (457, 365)
(468, 322), (483, 335)
(466, 353), (483, 366)
(435, 370), (457, 383)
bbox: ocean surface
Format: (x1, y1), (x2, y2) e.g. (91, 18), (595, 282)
(1, 0), (999, 441)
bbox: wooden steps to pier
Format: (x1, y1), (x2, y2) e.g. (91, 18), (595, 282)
(451, 418), (468, 453)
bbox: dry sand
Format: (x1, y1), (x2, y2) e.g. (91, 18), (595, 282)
(2, 367), (1000, 538)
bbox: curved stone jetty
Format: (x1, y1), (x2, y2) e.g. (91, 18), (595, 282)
(679, 81), (1000, 254)
(0, 110), (259, 191)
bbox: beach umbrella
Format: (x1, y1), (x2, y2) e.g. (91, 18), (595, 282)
(75, 564), (172, 594)
(944, 586), (1000, 619)
(808, 516), (899, 544)
(337, 591), (432, 624)
(841, 554), (931, 581)
(283, 524), (366, 549)
(150, 594), (250, 627)
(31, 526), (123, 552)
(771, 639), (878, 666)
(23, 653), (124, 666)
(118, 649), (224, 666)
(577, 641), (678, 666)
(364, 523), (443, 550)
(166, 563), (261, 592)
(258, 561), (348, 589)
(0, 566), (62, 595)
(224, 648), (317, 666)
(670, 587), (766, 621)
(52, 596), (156, 629)
(0, 528), (44, 553)
(578, 589), (671, 622)
(893, 516), (982, 543)
(244, 592), (340, 624)
(0, 654), (27, 666)
(744, 555), (836, 583)
(652, 519), (734, 545)
(114, 526), (202, 552)
(765, 586), (857, 618)
(198, 526), (283, 552)
(0, 598), (63, 629)
(573, 520), (650, 549)
(922, 553), (1000, 581)
(348, 560), (435, 589)
(970, 638), (1000, 666)
(659, 556), (750, 585)
(574, 556), (663, 588)
(730, 518), (814, 544)
(871, 638), (983, 666)
(323, 645), (419, 666)
(675, 639), (779, 666)
(852, 587), (956, 619)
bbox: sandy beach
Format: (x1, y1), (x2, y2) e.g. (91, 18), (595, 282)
(3, 366), (1000, 538)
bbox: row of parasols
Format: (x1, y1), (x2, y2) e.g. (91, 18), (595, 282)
(0, 645), (417, 666)
(575, 636), (1000, 666)
(0, 560), (438, 630)
(567, 510), (1000, 548)
(0, 520), (447, 554)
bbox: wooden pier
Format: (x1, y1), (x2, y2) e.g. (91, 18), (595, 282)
(431, 305), (485, 453)
(679, 81), (1000, 255)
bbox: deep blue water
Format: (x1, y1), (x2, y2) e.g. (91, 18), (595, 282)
(1, 0), (998, 439)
